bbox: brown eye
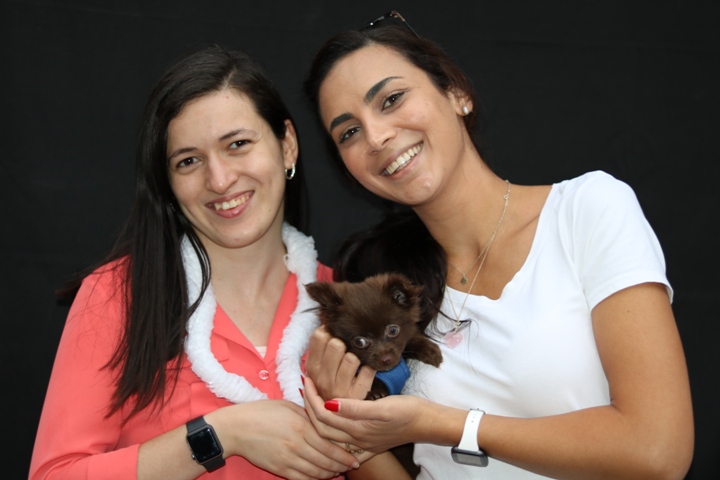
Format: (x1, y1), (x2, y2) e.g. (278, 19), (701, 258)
(339, 126), (361, 144)
(386, 325), (400, 337)
(382, 91), (405, 110)
(176, 157), (199, 169)
(352, 337), (370, 349)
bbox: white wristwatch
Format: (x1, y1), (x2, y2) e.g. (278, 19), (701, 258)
(451, 408), (488, 467)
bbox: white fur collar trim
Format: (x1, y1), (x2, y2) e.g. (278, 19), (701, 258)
(182, 223), (319, 406)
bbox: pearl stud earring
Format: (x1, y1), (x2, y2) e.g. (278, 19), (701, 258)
(462, 105), (470, 115)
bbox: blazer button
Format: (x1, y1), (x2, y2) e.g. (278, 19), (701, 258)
(258, 369), (270, 380)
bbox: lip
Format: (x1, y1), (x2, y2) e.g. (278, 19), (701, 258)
(381, 142), (423, 176)
(206, 192), (252, 218)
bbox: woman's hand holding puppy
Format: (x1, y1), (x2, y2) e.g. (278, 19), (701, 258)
(306, 327), (376, 401)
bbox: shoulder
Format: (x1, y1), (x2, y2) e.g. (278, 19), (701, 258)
(53, 257), (130, 366)
(552, 171), (642, 226)
(556, 171), (636, 205)
(550, 173), (670, 306)
(68, 257), (130, 332)
(79, 257), (130, 301)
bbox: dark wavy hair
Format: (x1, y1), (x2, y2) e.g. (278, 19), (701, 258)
(304, 25), (477, 330)
(93, 45), (307, 420)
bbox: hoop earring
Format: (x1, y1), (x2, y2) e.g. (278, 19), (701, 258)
(285, 163), (296, 180)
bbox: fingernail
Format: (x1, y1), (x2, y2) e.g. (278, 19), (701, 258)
(353, 462), (360, 469)
(324, 399), (340, 412)
(298, 388), (304, 398)
(300, 375), (305, 386)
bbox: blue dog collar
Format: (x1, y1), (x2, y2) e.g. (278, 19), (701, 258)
(374, 357), (411, 395)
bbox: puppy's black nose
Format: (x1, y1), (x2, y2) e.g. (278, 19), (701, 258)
(379, 354), (394, 367)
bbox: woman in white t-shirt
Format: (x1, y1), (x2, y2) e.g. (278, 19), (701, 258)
(300, 12), (694, 480)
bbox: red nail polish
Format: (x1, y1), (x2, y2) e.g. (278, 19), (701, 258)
(300, 375), (305, 386)
(298, 388), (304, 397)
(324, 399), (340, 412)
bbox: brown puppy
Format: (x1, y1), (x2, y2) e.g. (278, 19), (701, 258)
(306, 273), (442, 399)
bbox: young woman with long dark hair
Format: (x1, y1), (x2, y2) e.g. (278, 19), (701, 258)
(301, 14), (694, 480)
(30, 46), (359, 480)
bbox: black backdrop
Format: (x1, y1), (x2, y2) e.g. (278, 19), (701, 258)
(2, 1), (718, 478)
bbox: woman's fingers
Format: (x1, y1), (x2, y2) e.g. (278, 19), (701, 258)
(306, 326), (333, 373)
(307, 326), (373, 400)
(304, 432), (361, 470)
(231, 400), (358, 478)
(304, 378), (358, 443)
(305, 377), (432, 452)
(308, 328), (354, 398)
(348, 364), (375, 399)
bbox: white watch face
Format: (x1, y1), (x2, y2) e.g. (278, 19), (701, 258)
(451, 447), (489, 467)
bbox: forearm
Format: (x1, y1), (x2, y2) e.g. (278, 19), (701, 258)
(477, 405), (692, 480)
(138, 424), (206, 480)
(414, 401), (692, 480)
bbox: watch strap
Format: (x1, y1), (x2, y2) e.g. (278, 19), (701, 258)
(458, 409), (484, 452)
(187, 416), (208, 432)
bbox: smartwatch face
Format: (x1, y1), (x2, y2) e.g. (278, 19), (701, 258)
(188, 426), (222, 463)
(451, 446), (489, 467)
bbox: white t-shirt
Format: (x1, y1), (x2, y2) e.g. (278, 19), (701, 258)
(405, 171), (672, 479)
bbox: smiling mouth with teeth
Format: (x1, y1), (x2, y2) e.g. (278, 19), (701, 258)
(384, 143), (423, 175)
(213, 195), (249, 211)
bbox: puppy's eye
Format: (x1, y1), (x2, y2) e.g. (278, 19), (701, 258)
(352, 337), (370, 349)
(386, 325), (400, 337)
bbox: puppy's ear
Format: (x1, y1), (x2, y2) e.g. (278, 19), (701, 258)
(305, 282), (343, 309)
(384, 274), (423, 306)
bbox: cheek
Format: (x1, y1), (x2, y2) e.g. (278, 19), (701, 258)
(340, 151), (382, 190)
(343, 161), (367, 184)
(168, 175), (196, 208)
(339, 146), (362, 171)
(339, 152), (365, 178)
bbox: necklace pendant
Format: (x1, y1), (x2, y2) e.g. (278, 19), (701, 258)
(444, 330), (463, 348)
(460, 275), (468, 285)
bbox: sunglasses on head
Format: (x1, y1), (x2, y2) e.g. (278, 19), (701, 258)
(362, 10), (419, 37)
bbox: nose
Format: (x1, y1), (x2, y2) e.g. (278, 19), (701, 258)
(364, 118), (396, 153)
(379, 354), (395, 368)
(205, 155), (238, 194)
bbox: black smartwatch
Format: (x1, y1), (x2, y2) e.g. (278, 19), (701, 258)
(186, 416), (225, 472)
(451, 409), (489, 467)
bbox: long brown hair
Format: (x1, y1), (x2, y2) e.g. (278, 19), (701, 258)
(92, 45), (307, 421)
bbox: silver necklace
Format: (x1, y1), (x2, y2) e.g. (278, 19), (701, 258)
(445, 180), (511, 348)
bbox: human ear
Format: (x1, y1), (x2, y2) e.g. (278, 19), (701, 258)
(281, 119), (299, 168)
(448, 87), (473, 116)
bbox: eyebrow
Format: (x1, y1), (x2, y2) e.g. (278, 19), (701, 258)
(167, 146), (196, 162)
(328, 76), (402, 132)
(167, 128), (256, 161)
(219, 129), (247, 141)
(365, 76), (400, 103)
(329, 113), (352, 133)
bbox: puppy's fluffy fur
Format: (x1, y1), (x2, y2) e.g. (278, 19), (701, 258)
(306, 273), (442, 398)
